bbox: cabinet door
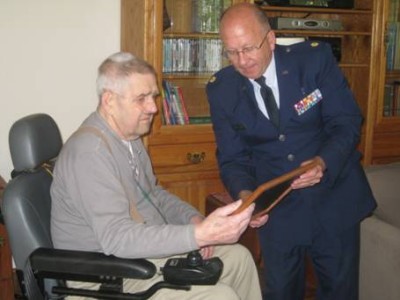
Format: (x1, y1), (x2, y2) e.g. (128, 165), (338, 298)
(149, 141), (226, 213)
(372, 0), (400, 163)
(150, 0), (232, 147)
(157, 171), (226, 215)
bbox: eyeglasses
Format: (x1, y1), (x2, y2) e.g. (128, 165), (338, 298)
(222, 31), (270, 59)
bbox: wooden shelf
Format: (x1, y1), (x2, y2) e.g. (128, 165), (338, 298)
(260, 6), (372, 15)
(386, 70), (400, 81)
(275, 30), (371, 36)
(339, 63), (370, 68)
(163, 73), (214, 79)
(164, 33), (219, 39)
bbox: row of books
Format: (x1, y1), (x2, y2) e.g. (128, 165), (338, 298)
(161, 80), (212, 125)
(383, 81), (400, 117)
(386, 22), (400, 70)
(163, 38), (223, 73)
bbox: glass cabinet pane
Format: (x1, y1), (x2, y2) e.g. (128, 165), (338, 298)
(383, 0), (400, 117)
(161, 0), (231, 125)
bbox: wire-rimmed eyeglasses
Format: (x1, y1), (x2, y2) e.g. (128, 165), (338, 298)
(222, 31), (270, 59)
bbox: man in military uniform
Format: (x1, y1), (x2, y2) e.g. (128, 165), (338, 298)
(206, 3), (376, 300)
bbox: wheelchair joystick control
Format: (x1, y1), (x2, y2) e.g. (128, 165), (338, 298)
(187, 250), (203, 267)
(162, 249), (223, 285)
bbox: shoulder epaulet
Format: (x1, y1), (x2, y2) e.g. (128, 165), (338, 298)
(309, 41), (321, 48)
(207, 74), (217, 85)
(281, 40), (323, 54)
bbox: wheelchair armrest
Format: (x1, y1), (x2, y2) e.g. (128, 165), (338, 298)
(30, 247), (156, 281)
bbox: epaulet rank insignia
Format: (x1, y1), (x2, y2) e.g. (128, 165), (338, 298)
(208, 75), (216, 84)
(311, 42), (319, 47)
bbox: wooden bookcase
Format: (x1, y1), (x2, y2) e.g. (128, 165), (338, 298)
(371, 0), (400, 164)
(121, 0), (397, 213)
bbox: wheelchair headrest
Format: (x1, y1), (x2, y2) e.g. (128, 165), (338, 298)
(9, 113), (62, 172)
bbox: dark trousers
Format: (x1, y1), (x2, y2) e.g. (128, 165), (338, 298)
(259, 223), (360, 300)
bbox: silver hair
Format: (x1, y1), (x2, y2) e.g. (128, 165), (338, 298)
(96, 52), (156, 99)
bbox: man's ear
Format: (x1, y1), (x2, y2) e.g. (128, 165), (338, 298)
(267, 30), (276, 51)
(101, 91), (115, 114)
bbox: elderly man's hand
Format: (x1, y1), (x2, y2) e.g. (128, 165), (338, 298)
(194, 200), (255, 248)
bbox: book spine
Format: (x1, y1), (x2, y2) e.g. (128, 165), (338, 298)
(394, 81), (400, 116)
(386, 22), (397, 70)
(384, 84), (394, 116)
(162, 80), (177, 125)
(175, 86), (190, 124)
(170, 85), (186, 125)
(161, 87), (171, 125)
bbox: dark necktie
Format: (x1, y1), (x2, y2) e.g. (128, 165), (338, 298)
(255, 76), (279, 127)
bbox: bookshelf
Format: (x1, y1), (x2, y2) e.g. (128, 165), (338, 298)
(373, 0), (400, 163)
(121, 0), (397, 212)
(161, 0), (230, 124)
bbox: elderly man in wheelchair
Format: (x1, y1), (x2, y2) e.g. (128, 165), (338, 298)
(2, 51), (266, 300)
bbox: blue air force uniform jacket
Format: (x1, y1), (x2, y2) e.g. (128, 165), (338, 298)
(206, 41), (376, 245)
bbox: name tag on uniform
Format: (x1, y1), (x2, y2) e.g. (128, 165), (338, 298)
(294, 89), (322, 116)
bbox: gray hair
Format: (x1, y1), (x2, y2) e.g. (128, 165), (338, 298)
(252, 5), (271, 30)
(96, 52), (156, 99)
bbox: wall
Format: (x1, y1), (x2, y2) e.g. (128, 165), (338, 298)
(0, 0), (120, 180)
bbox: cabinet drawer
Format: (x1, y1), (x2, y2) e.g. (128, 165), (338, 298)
(148, 143), (218, 173)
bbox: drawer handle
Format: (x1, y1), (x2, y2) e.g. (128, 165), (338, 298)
(187, 152), (205, 164)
